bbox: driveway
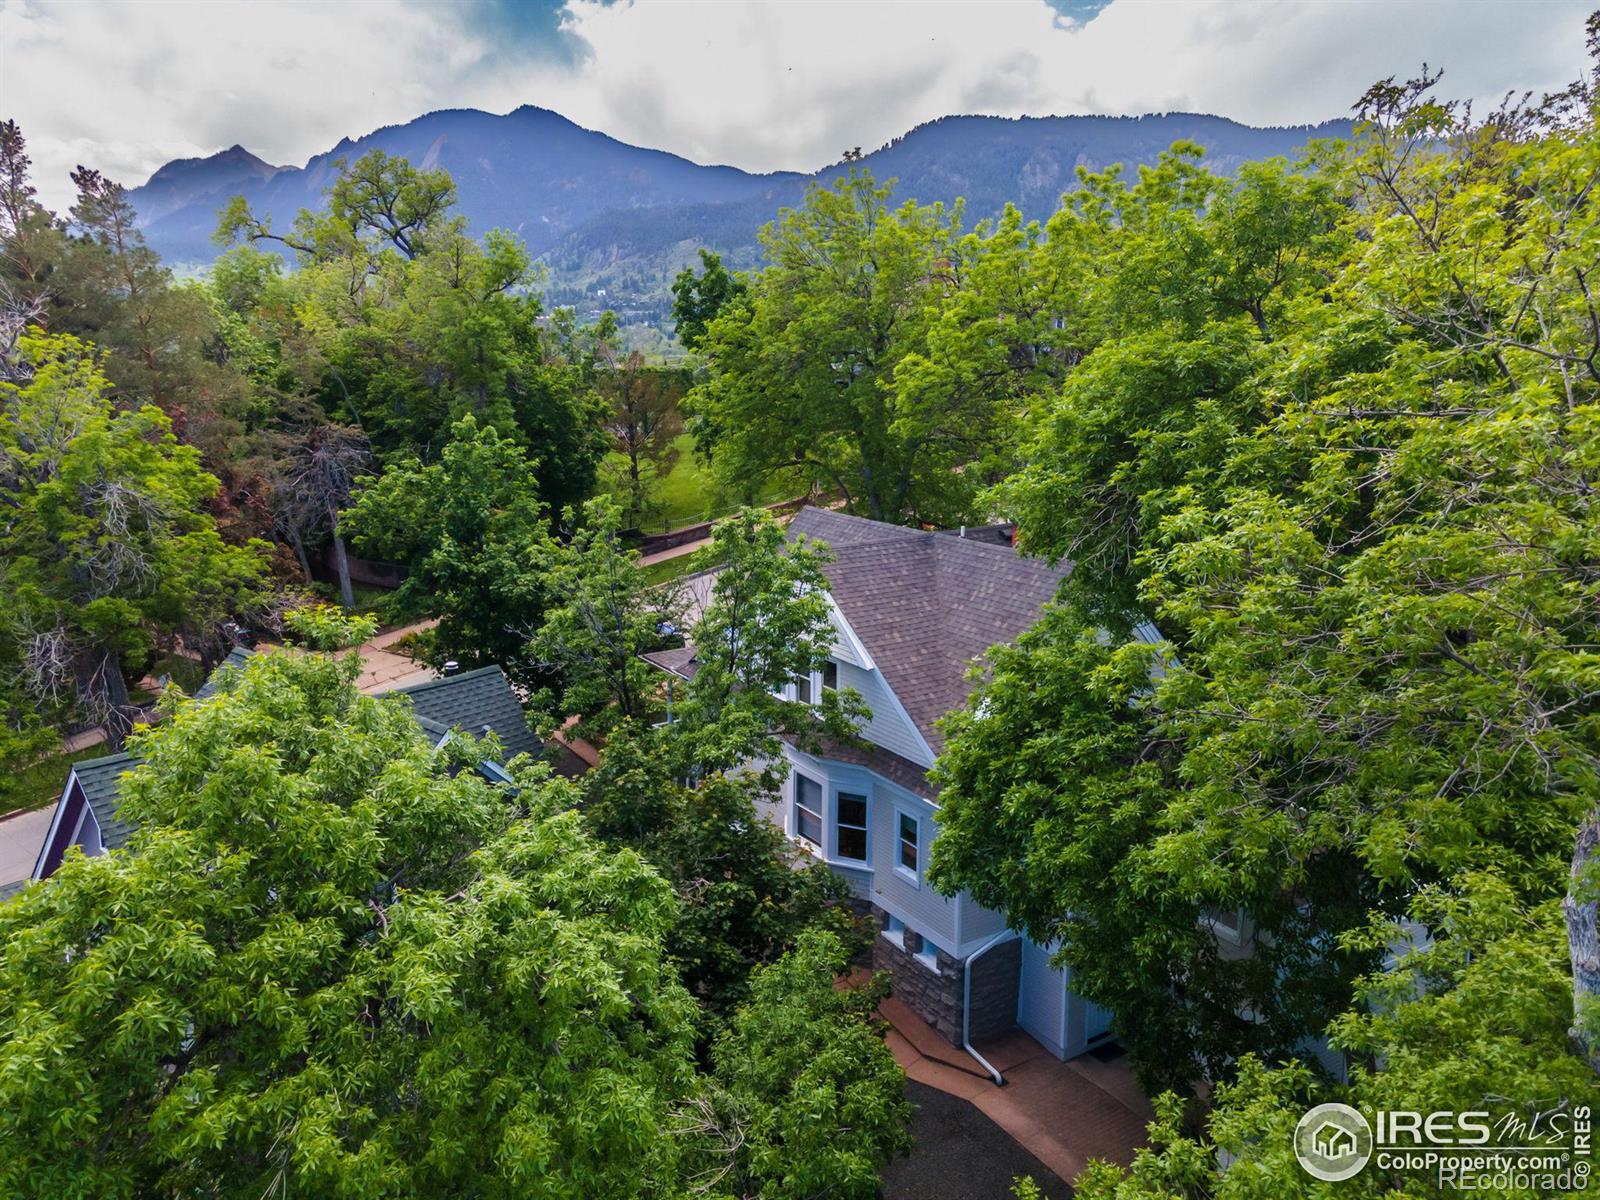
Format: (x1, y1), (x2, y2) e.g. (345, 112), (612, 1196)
(882, 1080), (1071, 1199)
(0, 805), (55, 889)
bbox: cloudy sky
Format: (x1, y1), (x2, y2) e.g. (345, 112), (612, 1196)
(0, 0), (1590, 211)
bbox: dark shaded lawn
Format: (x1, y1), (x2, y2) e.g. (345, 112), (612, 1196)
(880, 1081), (1071, 1200)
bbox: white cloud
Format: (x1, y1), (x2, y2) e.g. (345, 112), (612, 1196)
(0, 0), (1589, 212)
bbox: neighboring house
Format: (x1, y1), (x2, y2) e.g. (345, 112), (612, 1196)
(28, 657), (544, 886)
(644, 507), (1122, 1072)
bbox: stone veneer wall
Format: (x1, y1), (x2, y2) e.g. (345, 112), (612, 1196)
(871, 909), (1022, 1045)
(874, 927), (964, 1043)
(965, 936), (1021, 1041)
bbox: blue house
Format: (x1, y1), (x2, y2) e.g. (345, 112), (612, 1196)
(647, 507), (1122, 1075)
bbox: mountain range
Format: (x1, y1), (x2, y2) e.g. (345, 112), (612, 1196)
(129, 105), (1351, 324)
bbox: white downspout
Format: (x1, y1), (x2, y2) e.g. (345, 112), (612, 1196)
(963, 929), (1018, 1086)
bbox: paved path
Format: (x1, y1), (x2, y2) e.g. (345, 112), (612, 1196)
(0, 806), (54, 887)
(878, 993), (1152, 1186)
(638, 537), (711, 567)
(262, 619), (441, 695)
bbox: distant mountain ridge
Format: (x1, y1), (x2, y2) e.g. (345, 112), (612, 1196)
(129, 105), (1350, 320)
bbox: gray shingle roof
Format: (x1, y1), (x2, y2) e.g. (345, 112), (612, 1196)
(37, 661), (538, 879)
(388, 666), (543, 761)
(789, 733), (935, 798)
(194, 645), (255, 699)
(639, 644), (699, 681)
(787, 507), (1068, 754)
(71, 751), (141, 852)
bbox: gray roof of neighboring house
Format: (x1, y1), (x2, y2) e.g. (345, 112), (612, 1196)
(70, 751), (141, 852)
(786, 507), (1069, 754)
(639, 643), (699, 681)
(35, 661), (540, 878)
(199, 650), (540, 762)
(195, 645), (256, 699)
(388, 666), (543, 761)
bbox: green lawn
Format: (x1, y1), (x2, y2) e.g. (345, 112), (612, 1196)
(4, 744), (110, 815)
(637, 543), (725, 588)
(603, 433), (805, 533)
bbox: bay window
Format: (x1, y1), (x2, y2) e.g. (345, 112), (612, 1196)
(794, 773), (823, 848)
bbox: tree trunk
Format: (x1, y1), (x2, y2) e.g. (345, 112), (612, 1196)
(329, 519), (356, 611)
(98, 647), (136, 754)
(289, 528), (313, 582)
(1565, 809), (1600, 1073)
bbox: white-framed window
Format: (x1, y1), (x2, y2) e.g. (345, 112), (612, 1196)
(822, 660), (838, 693)
(794, 672), (814, 704)
(1205, 904), (1246, 944)
(794, 773), (824, 849)
(835, 791), (868, 861)
(895, 809), (920, 882)
(915, 934), (940, 971)
(883, 913), (906, 949)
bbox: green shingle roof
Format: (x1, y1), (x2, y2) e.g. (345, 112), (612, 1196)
(70, 751), (141, 852)
(389, 666), (542, 761)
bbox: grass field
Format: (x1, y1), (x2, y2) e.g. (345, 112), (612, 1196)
(602, 433), (805, 533)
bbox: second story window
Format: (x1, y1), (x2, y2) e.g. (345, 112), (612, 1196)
(795, 773), (823, 848)
(897, 811), (919, 877)
(822, 660), (838, 692)
(836, 792), (867, 861)
(794, 672), (813, 704)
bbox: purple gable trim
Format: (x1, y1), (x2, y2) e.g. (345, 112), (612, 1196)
(35, 776), (88, 880)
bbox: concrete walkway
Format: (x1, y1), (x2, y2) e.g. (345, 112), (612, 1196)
(638, 537), (712, 567)
(878, 994), (1153, 1185)
(261, 619), (441, 695)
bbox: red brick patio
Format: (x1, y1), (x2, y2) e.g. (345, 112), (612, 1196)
(878, 993), (1154, 1185)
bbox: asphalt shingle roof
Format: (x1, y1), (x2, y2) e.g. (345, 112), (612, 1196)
(36, 659), (538, 879)
(787, 507), (1068, 754)
(70, 751), (141, 852)
(194, 645), (255, 698)
(639, 644), (699, 681)
(388, 665), (543, 761)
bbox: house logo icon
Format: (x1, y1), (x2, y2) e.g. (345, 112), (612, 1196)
(1294, 1103), (1373, 1181)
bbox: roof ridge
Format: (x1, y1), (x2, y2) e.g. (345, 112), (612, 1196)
(71, 751), (139, 771)
(386, 664), (504, 696)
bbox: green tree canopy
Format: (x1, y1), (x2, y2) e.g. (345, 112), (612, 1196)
(1072, 875), (1600, 1200)
(670, 248), (747, 353)
(0, 333), (272, 753)
(688, 172), (1014, 526)
(341, 414), (556, 685)
(216, 149), (609, 513)
(932, 69), (1600, 1100)
(0, 637), (910, 1198)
